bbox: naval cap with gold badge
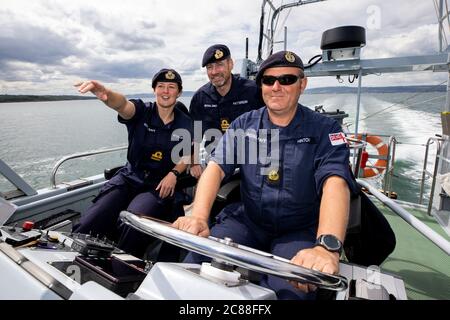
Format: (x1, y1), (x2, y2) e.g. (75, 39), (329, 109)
(255, 51), (304, 86)
(151, 68), (183, 91)
(202, 44), (231, 67)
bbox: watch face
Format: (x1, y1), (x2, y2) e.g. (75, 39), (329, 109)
(323, 235), (341, 251)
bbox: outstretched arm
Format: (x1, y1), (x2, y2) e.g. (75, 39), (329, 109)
(74, 80), (135, 120)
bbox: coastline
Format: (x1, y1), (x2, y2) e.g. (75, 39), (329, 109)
(1, 85), (446, 103)
(0, 95), (97, 103)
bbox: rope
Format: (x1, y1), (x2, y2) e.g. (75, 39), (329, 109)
(360, 80), (447, 121)
(386, 94), (447, 114)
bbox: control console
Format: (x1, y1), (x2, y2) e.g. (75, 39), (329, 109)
(70, 233), (116, 257)
(0, 222), (42, 247)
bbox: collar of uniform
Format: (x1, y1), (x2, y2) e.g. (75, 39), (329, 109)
(261, 104), (304, 131)
(148, 102), (172, 129)
(153, 101), (191, 129)
(172, 105), (190, 128)
(227, 74), (240, 98)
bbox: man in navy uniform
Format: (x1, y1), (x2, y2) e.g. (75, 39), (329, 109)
(189, 44), (263, 178)
(73, 69), (193, 259)
(174, 51), (358, 299)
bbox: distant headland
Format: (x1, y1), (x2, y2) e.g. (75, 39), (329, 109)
(1, 85), (446, 103)
(0, 95), (96, 103)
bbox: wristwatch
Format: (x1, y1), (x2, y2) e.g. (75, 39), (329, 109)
(314, 234), (343, 254)
(170, 169), (181, 178)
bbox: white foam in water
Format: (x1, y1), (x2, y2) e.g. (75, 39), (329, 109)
(0, 95), (444, 195)
(15, 156), (58, 168)
(304, 93), (442, 162)
(302, 93), (443, 196)
(361, 94), (441, 164)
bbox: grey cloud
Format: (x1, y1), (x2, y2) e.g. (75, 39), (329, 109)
(69, 57), (165, 81)
(0, 62), (18, 81)
(141, 21), (157, 29)
(0, 55), (166, 83)
(112, 31), (165, 50)
(78, 8), (110, 33)
(0, 61), (62, 82)
(78, 8), (164, 51)
(0, 23), (81, 66)
(78, 8), (157, 33)
(0, 15), (81, 81)
(178, 60), (201, 76)
(179, 68), (198, 76)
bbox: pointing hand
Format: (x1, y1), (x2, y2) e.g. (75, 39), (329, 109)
(74, 80), (108, 101)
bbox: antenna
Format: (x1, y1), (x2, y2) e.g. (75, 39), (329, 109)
(246, 37), (249, 59)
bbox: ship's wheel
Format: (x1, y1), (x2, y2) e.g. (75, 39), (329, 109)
(120, 211), (348, 291)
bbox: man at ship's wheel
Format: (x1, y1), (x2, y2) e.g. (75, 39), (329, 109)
(174, 51), (358, 299)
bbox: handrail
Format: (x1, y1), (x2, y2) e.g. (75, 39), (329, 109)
(50, 146), (127, 188)
(347, 136), (367, 177)
(357, 179), (450, 255)
(383, 136), (397, 197)
(0, 159), (37, 197)
(419, 137), (443, 217)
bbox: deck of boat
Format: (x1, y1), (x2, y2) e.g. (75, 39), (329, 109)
(376, 201), (450, 300)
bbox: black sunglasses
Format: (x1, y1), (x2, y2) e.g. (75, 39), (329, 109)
(261, 74), (302, 86)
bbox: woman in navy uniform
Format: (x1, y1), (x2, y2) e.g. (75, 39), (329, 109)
(73, 69), (193, 258)
(173, 51), (358, 299)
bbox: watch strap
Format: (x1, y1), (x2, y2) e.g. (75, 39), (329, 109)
(170, 169), (180, 178)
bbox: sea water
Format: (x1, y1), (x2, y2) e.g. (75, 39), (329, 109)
(0, 92), (444, 203)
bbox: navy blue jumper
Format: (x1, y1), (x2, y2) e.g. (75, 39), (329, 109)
(189, 74), (263, 143)
(185, 104), (358, 299)
(74, 99), (193, 258)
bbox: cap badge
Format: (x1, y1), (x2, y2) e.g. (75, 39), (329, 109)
(285, 52), (296, 63)
(215, 49), (224, 59)
(165, 71), (176, 80)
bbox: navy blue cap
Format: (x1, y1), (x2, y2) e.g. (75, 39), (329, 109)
(152, 68), (182, 91)
(256, 51), (304, 85)
(202, 44), (231, 67)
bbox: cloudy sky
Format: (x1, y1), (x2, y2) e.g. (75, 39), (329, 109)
(0, 0), (447, 95)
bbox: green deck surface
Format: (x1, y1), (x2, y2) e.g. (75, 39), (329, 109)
(377, 201), (450, 300)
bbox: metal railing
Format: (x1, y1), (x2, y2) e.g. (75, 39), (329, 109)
(358, 179), (450, 255)
(347, 136), (366, 177)
(383, 136), (398, 198)
(0, 159), (37, 198)
(50, 146), (127, 188)
(350, 134), (396, 192)
(419, 137), (443, 215)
